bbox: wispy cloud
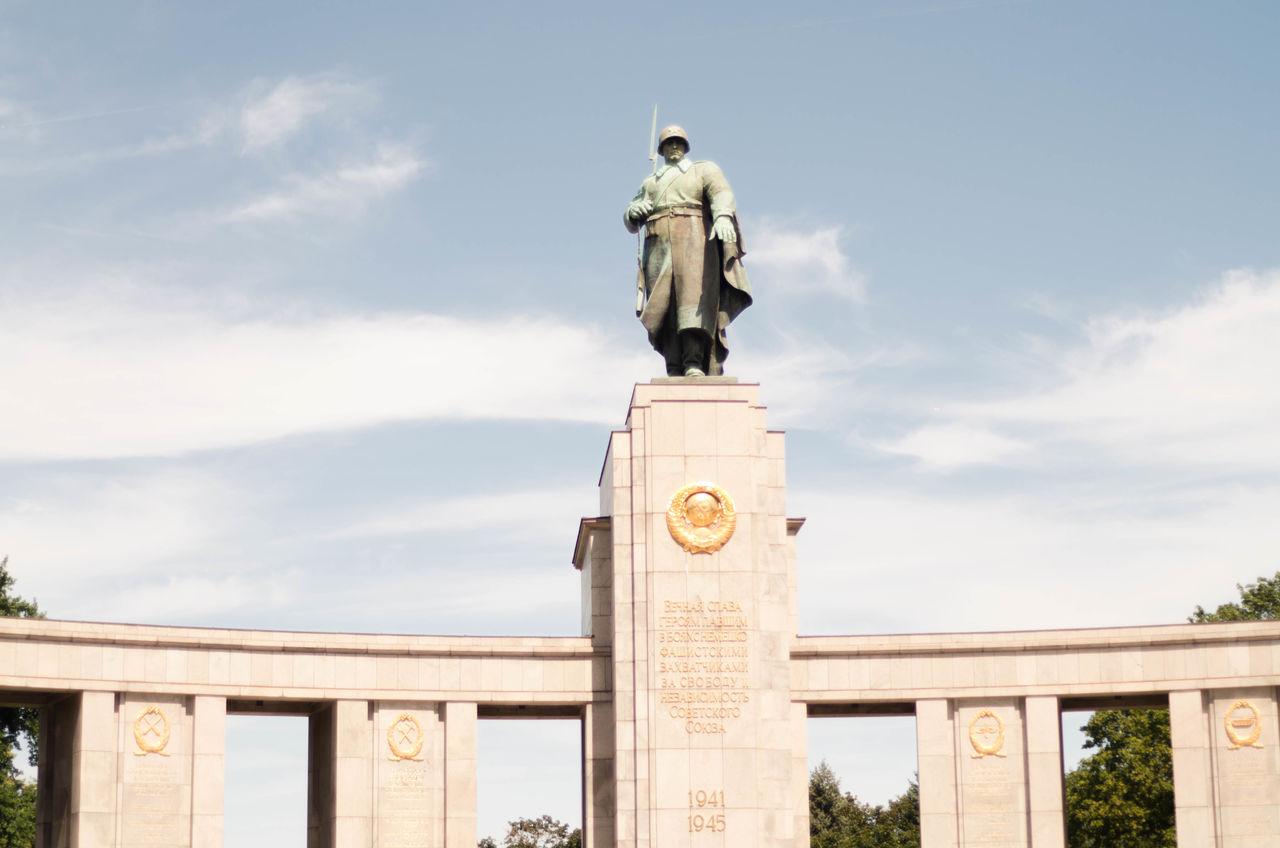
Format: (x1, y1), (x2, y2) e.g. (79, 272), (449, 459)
(881, 269), (1280, 471)
(876, 422), (1030, 471)
(748, 222), (867, 302)
(0, 71), (382, 173)
(237, 74), (371, 152)
(0, 286), (649, 461)
(222, 143), (425, 222)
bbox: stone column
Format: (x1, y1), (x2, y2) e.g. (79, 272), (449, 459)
(789, 702), (809, 844)
(583, 701), (616, 848)
(309, 700), (374, 848)
(76, 691), (119, 848)
(37, 694), (76, 848)
(916, 698), (959, 848)
(602, 381), (796, 848)
(308, 703), (336, 848)
(1023, 696), (1064, 848)
(1169, 689), (1215, 846)
(443, 702), (477, 848)
(37, 692), (220, 848)
(37, 690), (120, 848)
(189, 696), (225, 848)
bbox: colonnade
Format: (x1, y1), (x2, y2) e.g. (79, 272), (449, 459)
(4, 381), (1279, 847)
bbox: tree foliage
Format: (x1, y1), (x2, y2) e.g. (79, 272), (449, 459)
(0, 557), (41, 845)
(1190, 572), (1280, 622)
(0, 775), (36, 848)
(809, 761), (919, 848)
(0, 557), (41, 777)
(1064, 709), (1174, 848)
(480, 815), (580, 848)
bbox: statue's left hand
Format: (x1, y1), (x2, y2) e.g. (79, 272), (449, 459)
(710, 216), (737, 243)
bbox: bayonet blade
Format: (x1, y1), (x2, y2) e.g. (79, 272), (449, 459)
(648, 104), (659, 173)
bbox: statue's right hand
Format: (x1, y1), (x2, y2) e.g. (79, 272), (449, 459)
(628, 199), (653, 221)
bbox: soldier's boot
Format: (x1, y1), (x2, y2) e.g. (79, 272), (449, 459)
(679, 330), (708, 378)
(662, 333), (683, 377)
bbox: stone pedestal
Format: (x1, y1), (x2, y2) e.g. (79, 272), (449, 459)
(585, 380), (801, 848)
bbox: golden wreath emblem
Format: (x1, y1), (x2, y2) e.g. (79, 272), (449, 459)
(1224, 699), (1264, 750)
(133, 706), (171, 757)
(666, 482), (736, 554)
(387, 713), (425, 761)
(969, 709), (1007, 758)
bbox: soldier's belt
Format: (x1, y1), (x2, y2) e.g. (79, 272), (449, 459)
(645, 204), (703, 223)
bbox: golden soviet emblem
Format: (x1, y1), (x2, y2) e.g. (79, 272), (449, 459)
(133, 706), (171, 757)
(969, 709), (1007, 758)
(667, 482), (736, 554)
(387, 713), (425, 761)
(1224, 699), (1264, 750)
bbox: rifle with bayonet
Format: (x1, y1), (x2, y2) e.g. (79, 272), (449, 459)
(636, 105), (657, 316)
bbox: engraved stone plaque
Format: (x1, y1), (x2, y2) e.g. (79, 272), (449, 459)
(120, 696), (191, 848)
(375, 703), (442, 848)
(956, 701), (1028, 848)
(1212, 690), (1280, 845)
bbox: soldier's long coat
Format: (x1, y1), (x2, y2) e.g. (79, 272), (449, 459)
(625, 159), (753, 375)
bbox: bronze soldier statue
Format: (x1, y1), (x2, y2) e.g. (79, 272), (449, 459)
(625, 125), (752, 377)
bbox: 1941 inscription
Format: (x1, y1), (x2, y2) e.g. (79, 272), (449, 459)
(689, 788), (728, 832)
(657, 597), (751, 734)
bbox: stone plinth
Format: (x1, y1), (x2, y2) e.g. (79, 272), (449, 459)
(585, 380), (800, 848)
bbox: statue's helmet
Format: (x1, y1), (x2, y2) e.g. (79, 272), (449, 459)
(657, 125), (690, 151)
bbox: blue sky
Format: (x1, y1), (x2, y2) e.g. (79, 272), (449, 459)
(3, 0), (1279, 842)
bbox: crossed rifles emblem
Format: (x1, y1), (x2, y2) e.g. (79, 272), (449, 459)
(388, 713), (425, 761)
(133, 706), (171, 756)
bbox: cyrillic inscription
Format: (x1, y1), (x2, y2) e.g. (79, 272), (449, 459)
(657, 598), (751, 734)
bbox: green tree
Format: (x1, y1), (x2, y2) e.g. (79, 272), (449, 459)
(1191, 572), (1280, 622)
(878, 780), (920, 848)
(808, 760), (919, 848)
(1064, 709), (1174, 848)
(480, 815), (580, 848)
(809, 761), (855, 848)
(0, 556), (41, 846)
(0, 775), (36, 848)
